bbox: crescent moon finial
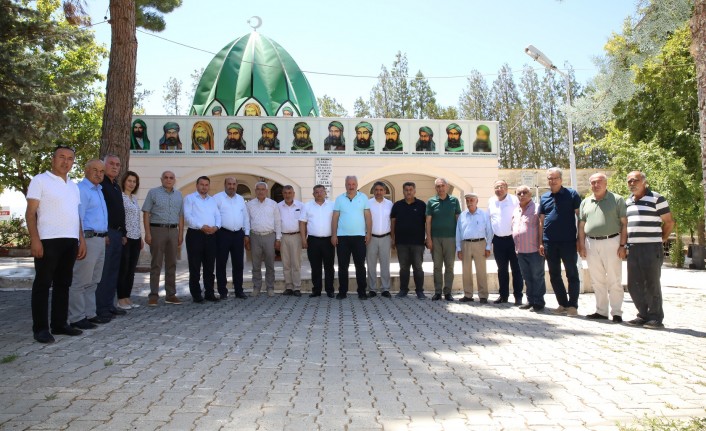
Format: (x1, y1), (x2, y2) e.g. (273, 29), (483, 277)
(248, 16), (262, 31)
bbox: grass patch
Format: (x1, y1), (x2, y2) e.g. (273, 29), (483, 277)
(44, 393), (57, 401)
(104, 359), (113, 366)
(619, 416), (706, 431)
(1, 354), (18, 364)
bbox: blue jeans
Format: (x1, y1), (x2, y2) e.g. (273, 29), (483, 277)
(544, 241), (580, 308)
(517, 252), (546, 307)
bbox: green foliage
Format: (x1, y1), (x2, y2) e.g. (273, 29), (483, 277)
(670, 234), (685, 267)
(618, 415), (706, 431)
(0, 216), (30, 248)
(317, 95), (349, 117)
(409, 71), (436, 119)
(353, 97), (371, 118)
(162, 76), (183, 115)
(1, 354), (19, 364)
(135, 0), (182, 32)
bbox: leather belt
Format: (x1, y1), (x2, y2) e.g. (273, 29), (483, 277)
(464, 238), (485, 242)
(308, 235), (331, 239)
(251, 231), (274, 236)
(494, 234), (512, 239)
(84, 230), (107, 238)
(283, 231), (300, 235)
(372, 232), (391, 238)
(220, 227), (243, 233)
(150, 223), (178, 228)
(588, 233), (619, 240)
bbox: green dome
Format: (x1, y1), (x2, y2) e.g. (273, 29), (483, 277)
(190, 32), (319, 117)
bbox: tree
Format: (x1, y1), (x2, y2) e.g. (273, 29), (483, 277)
(133, 77), (153, 115)
(490, 64), (525, 168)
(317, 95), (349, 117)
(459, 70), (491, 121)
(389, 51), (412, 118)
(409, 71), (436, 119)
(353, 97), (371, 118)
(162, 77), (184, 115)
(185, 66), (204, 112)
(62, 0), (182, 177)
(429, 104), (458, 120)
(518, 66), (543, 168)
(0, 0), (106, 194)
(369, 65), (393, 118)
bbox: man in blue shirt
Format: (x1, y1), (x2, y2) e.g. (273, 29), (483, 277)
(332, 176), (372, 299)
(539, 167), (582, 316)
(69, 160), (109, 329)
(456, 192), (493, 303)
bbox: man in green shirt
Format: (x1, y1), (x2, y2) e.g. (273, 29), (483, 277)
(578, 173), (627, 323)
(426, 178), (461, 301)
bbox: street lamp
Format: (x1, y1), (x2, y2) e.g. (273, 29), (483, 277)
(525, 45), (577, 191)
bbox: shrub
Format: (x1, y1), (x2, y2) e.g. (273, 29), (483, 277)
(0, 216), (30, 248)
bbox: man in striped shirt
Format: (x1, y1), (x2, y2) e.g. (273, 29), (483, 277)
(625, 171), (674, 329)
(512, 185), (546, 312)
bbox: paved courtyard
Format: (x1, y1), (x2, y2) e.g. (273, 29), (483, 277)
(0, 262), (705, 431)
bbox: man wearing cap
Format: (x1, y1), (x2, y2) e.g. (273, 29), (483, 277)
(224, 123), (247, 150)
(426, 178), (462, 301)
(416, 126), (435, 151)
(324, 121), (345, 151)
(488, 180), (524, 305)
(68, 159), (108, 329)
(456, 192), (493, 303)
(445, 123), (464, 152)
(383, 122), (403, 151)
(159, 122), (182, 150)
(211, 106), (223, 116)
(191, 120), (214, 151)
(291, 122), (313, 151)
(258, 123), (280, 151)
(130, 119), (150, 150)
(367, 181), (394, 298)
(473, 125), (492, 152)
(353, 121), (374, 151)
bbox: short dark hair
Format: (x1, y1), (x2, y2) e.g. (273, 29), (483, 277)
(313, 184), (326, 191)
(53, 144), (75, 156)
(196, 175), (210, 185)
(373, 181), (386, 190)
(121, 170), (140, 195)
(402, 182), (416, 189)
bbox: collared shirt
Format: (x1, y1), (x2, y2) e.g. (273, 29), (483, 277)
(100, 176), (126, 234)
(579, 191), (626, 237)
(426, 194), (461, 238)
(333, 191), (369, 236)
(455, 208), (493, 252)
(278, 199), (304, 233)
(183, 192), (220, 230)
(78, 178), (108, 233)
(368, 197), (393, 235)
(539, 186), (581, 242)
(247, 197), (282, 239)
(142, 186), (183, 224)
(299, 199), (334, 237)
(391, 198), (427, 246)
(214, 191), (250, 235)
(626, 189), (670, 244)
(122, 193), (141, 240)
(488, 194), (519, 237)
(512, 200), (541, 254)
(26, 171), (80, 240)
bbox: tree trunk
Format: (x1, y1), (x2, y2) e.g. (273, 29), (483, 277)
(692, 0), (706, 245)
(99, 0), (136, 177)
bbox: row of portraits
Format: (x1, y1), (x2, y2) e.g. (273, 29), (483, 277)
(130, 118), (497, 155)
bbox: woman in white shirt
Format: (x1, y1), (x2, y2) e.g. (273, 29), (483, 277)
(117, 171), (144, 309)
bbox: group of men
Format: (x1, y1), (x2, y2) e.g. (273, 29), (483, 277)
(27, 147), (129, 343)
(28, 148), (674, 344)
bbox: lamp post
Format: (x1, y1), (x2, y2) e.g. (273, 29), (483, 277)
(525, 45), (577, 191)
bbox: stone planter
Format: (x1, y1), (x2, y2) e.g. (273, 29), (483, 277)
(1, 248), (31, 257)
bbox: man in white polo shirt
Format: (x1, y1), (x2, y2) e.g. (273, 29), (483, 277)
(300, 185), (336, 298)
(278, 185), (304, 296)
(366, 181), (393, 298)
(26, 145), (87, 343)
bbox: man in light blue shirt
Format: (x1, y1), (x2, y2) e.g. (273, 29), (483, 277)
(332, 176), (372, 299)
(183, 176), (221, 303)
(69, 160), (109, 329)
(456, 192), (493, 303)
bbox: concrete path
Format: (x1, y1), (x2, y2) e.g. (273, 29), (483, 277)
(0, 259), (704, 430)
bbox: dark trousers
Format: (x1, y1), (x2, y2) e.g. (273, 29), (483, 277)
(117, 237), (141, 299)
(32, 238), (78, 333)
(493, 235), (524, 300)
(96, 228), (123, 317)
(627, 242), (664, 322)
(544, 241), (580, 308)
(336, 236), (366, 295)
(517, 252), (546, 307)
(307, 236), (335, 295)
(397, 244), (425, 293)
(216, 228), (245, 297)
(186, 228), (216, 300)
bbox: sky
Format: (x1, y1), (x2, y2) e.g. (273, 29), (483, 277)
(0, 0), (639, 215)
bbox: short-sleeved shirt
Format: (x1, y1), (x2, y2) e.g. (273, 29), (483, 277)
(278, 200), (304, 234)
(368, 197), (393, 235)
(488, 194), (519, 237)
(539, 186), (581, 242)
(626, 189), (670, 244)
(579, 191), (626, 237)
(26, 171), (80, 240)
(142, 186), (183, 224)
(391, 198), (426, 246)
(333, 192), (369, 236)
(300, 200), (335, 237)
(77, 178), (108, 233)
(426, 195), (461, 238)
